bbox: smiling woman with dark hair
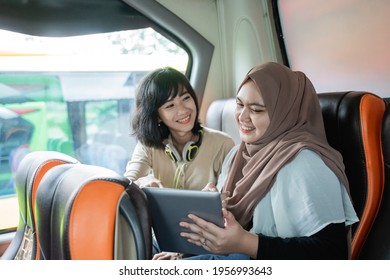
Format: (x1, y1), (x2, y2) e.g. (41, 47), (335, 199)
(124, 67), (234, 190)
(132, 67), (202, 149)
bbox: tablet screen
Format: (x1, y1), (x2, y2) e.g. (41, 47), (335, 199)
(142, 187), (224, 255)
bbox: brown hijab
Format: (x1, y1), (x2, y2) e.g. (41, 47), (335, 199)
(223, 62), (349, 227)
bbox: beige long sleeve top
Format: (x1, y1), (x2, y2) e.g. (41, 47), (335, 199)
(124, 127), (235, 190)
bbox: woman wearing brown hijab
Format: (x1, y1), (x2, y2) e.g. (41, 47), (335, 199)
(180, 62), (358, 259)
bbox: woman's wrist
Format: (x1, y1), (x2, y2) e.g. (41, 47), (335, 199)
(239, 231), (258, 259)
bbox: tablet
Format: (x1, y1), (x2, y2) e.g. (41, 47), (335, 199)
(142, 187), (224, 255)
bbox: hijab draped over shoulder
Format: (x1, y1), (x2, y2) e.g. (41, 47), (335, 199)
(223, 62), (349, 227)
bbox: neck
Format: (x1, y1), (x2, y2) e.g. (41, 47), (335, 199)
(171, 131), (197, 153)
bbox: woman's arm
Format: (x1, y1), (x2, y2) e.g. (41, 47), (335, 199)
(124, 142), (153, 181)
(180, 209), (348, 260)
(180, 208), (259, 258)
(257, 223), (348, 260)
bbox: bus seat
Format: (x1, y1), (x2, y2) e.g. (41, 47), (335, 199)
(0, 151), (79, 260)
(206, 91), (386, 259)
(34, 163), (152, 260)
(126, 181), (153, 260)
(359, 103), (390, 259)
(318, 91), (385, 259)
(206, 98), (240, 144)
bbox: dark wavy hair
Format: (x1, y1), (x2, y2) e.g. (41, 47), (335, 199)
(131, 67), (202, 149)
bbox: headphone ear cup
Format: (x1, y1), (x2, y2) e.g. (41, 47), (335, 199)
(165, 144), (181, 163)
(183, 141), (199, 162)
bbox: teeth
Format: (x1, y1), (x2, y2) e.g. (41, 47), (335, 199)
(178, 115), (190, 123)
(241, 125), (254, 131)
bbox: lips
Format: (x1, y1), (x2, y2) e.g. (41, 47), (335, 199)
(177, 115), (191, 124)
(240, 124), (255, 133)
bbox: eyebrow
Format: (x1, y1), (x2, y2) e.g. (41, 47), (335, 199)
(166, 90), (189, 103)
(236, 97), (265, 107)
(178, 90), (189, 96)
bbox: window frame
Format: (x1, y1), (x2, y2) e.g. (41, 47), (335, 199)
(0, 0), (214, 233)
(123, 0), (214, 105)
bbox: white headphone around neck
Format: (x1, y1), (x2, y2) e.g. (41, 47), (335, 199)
(164, 130), (203, 163)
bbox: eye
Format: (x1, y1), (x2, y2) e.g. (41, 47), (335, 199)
(182, 93), (191, 101)
(236, 102), (244, 109)
(163, 102), (174, 109)
(250, 106), (265, 113)
(252, 106), (267, 114)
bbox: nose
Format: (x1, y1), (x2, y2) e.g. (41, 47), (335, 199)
(237, 106), (249, 122)
(176, 100), (188, 114)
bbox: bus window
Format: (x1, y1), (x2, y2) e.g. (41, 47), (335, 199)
(0, 28), (188, 231)
(276, 0), (390, 98)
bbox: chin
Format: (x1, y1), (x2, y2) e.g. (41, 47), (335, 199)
(239, 134), (252, 144)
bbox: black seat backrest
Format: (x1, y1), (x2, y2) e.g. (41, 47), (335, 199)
(126, 182), (153, 260)
(318, 91), (386, 259)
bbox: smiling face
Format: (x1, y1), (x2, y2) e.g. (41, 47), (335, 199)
(157, 84), (197, 140)
(235, 80), (270, 144)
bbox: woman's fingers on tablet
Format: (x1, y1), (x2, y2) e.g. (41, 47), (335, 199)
(180, 215), (219, 246)
(187, 213), (215, 231)
(202, 182), (217, 192)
